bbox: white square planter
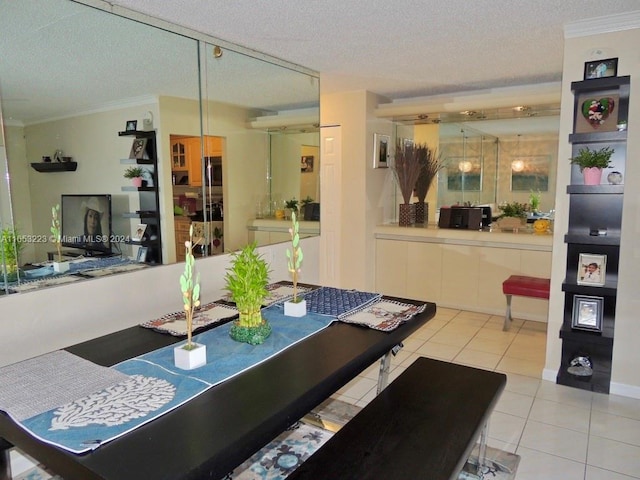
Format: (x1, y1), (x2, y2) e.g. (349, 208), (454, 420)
(53, 261), (70, 273)
(174, 343), (207, 370)
(284, 299), (307, 317)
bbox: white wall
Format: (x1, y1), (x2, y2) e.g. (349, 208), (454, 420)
(0, 236), (320, 367)
(544, 22), (640, 398)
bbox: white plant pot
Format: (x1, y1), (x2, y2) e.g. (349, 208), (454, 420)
(174, 342), (207, 370)
(284, 299), (307, 317)
(53, 261), (70, 273)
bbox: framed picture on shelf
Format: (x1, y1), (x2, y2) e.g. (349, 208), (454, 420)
(373, 133), (390, 168)
(574, 93), (619, 133)
(132, 223), (147, 242)
(136, 246), (148, 263)
(584, 57), (618, 80)
(129, 138), (148, 159)
(571, 295), (604, 332)
(125, 120), (137, 132)
(577, 253), (606, 286)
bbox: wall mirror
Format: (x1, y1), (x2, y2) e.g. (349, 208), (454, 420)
(0, 0), (320, 295)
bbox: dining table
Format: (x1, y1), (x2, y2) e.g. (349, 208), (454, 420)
(0, 291), (436, 480)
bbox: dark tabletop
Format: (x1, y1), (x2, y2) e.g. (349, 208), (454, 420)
(0, 296), (436, 480)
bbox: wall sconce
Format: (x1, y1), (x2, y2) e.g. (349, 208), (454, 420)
(511, 159), (525, 172)
(458, 160), (473, 173)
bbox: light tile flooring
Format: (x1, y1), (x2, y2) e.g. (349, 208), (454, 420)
(333, 307), (640, 480)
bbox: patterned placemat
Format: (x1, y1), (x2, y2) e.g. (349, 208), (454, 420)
(303, 287), (381, 317)
(9, 275), (83, 293)
(339, 299), (427, 331)
(140, 301), (239, 336)
(82, 262), (148, 277)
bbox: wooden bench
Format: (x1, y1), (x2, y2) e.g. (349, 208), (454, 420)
(287, 356), (506, 480)
(502, 274), (550, 331)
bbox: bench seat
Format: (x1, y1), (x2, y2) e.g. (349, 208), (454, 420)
(502, 275), (550, 330)
(287, 356), (506, 480)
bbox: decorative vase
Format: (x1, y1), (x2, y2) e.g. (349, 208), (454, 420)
(398, 203), (415, 227)
(132, 177), (143, 187)
(582, 167), (602, 185)
(174, 343), (207, 370)
(229, 310), (272, 345)
(414, 201), (428, 224)
(53, 261), (70, 273)
(284, 299), (307, 317)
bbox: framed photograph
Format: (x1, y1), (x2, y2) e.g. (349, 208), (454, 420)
(125, 120), (137, 132)
(132, 223), (147, 242)
(136, 246), (148, 263)
(373, 133), (390, 168)
(577, 253), (606, 286)
(571, 295), (604, 332)
(301, 155), (314, 173)
(129, 138), (148, 159)
(584, 57), (618, 80)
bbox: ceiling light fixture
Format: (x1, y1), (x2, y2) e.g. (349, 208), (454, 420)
(460, 110), (476, 116)
(513, 105), (530, 112)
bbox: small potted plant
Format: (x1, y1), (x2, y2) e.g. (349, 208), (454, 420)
(124, 166), (145, 187)
(495, 201), (529, 231)
(284, 198), (299, 220)
(50, 204), (69, 273)
(211, 226), (223, 254)
(225, 242), (272, 345)
(284, 212), (306, 317)
(570, 146), (614, 185)
(174, 224), (205, 370)
(300, 196), (314, 219)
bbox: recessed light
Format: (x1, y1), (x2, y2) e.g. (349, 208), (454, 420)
(513, 106), (530, 112)
(460, 110), (476, 116)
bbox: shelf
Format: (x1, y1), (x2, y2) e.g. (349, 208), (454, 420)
(556, 369), (610, 394)
(121, 186), (155, 192)
(564, 234), (620, 246)
(120, 158), (154, 165)
(566, 184), (624, 195)
(118, 130), (155, 138)
(571, 75), (630, 93)
(559, 324), (614, 345)
(562, 280), (617, 297)
(30, 161), (78, 172)
(123, 211), (158, 219)
(568, 131), (627, 144)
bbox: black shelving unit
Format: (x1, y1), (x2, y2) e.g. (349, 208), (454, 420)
(557, 75), (630, 394)
(119, 130), (162, 264)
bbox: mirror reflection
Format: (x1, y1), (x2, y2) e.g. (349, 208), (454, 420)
(0, 0), (320, 295)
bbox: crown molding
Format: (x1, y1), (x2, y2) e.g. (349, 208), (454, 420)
(565, 10), (640, 38)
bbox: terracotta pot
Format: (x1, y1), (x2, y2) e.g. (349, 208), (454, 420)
(582, 167), (602, 185)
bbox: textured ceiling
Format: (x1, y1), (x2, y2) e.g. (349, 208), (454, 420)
(109, 0), (640, 100)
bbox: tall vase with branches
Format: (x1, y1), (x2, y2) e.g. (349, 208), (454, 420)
(414, 144), (444, 224)
(392, 140), (422, 226)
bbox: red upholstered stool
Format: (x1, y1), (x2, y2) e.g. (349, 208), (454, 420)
(502, 275), (550, 331)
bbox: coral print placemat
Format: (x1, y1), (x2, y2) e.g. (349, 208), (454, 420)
(339, 299), (427, 332)
(140, 301), (239, 336)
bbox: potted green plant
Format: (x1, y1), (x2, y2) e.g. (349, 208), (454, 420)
(285, 198), (299, 219)
(284, 212), (306, 317)
(413, 143), (443, 224)
(50, 204), (69, 273)
(174, 224), (205, 369)
(570, 146), (614, 185)
(124, 166), (145, 187)
(225, 242), (272, 344)
(495, 201), (529, 231)
(1, 226), (24, 281)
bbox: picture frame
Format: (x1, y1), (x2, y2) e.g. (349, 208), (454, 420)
(571, 294), (604, 332)
(301, 155), (314, 173)
(574, 93), (619, 133)
(584, 57), (618, 80)
(373, 133), (390, 168)
(577, 253), (606, 286)
(125, 120), (138, 132)
(136, 246), (148, 263)
(132, 223), (147, 242)
(129, 138), (148, 159)
(445, 156), (482, 191)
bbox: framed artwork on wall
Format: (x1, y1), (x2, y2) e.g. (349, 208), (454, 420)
(571, 295), (604, 332)
(577, 253), (606, 287)
(510, 155), (550, 191)
(373, 133), (390, 168)
(301, 155), (314, 173)
(574, 94), (619, 133)
(584, 57), (618, 80)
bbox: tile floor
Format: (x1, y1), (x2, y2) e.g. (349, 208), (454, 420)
(333, 307), (640, 480)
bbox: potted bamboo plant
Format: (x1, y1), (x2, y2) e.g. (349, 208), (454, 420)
(413, 143), (443, 224)
(225, 242), (272, 344)
(392, 140), (422, 226)
(50, 204), (69, 273)
(284, 212), (306, 317)
(570, 146), (614, 185)
(174, 224), (205, 369)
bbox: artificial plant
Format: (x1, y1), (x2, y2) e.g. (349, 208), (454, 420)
(286, 211), (304, 302)
(414, 144), (444, 203)
(497, 201), (529, 219)
(123, 166), (145, 179)
(392, 140), (422, 204)
(50, 204), (63, 262)
(1, 226), (24, 276)
(180, 224), (201, 349)
(570, 146), (614, 171)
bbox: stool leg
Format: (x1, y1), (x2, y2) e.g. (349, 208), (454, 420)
(477, 421), (489, 477)
(377, 352), (392, 394)
(504, 294), (512, 331)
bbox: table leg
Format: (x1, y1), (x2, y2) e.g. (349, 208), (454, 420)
(0, 439), (12, 480)
(476, 421), (488, 477)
